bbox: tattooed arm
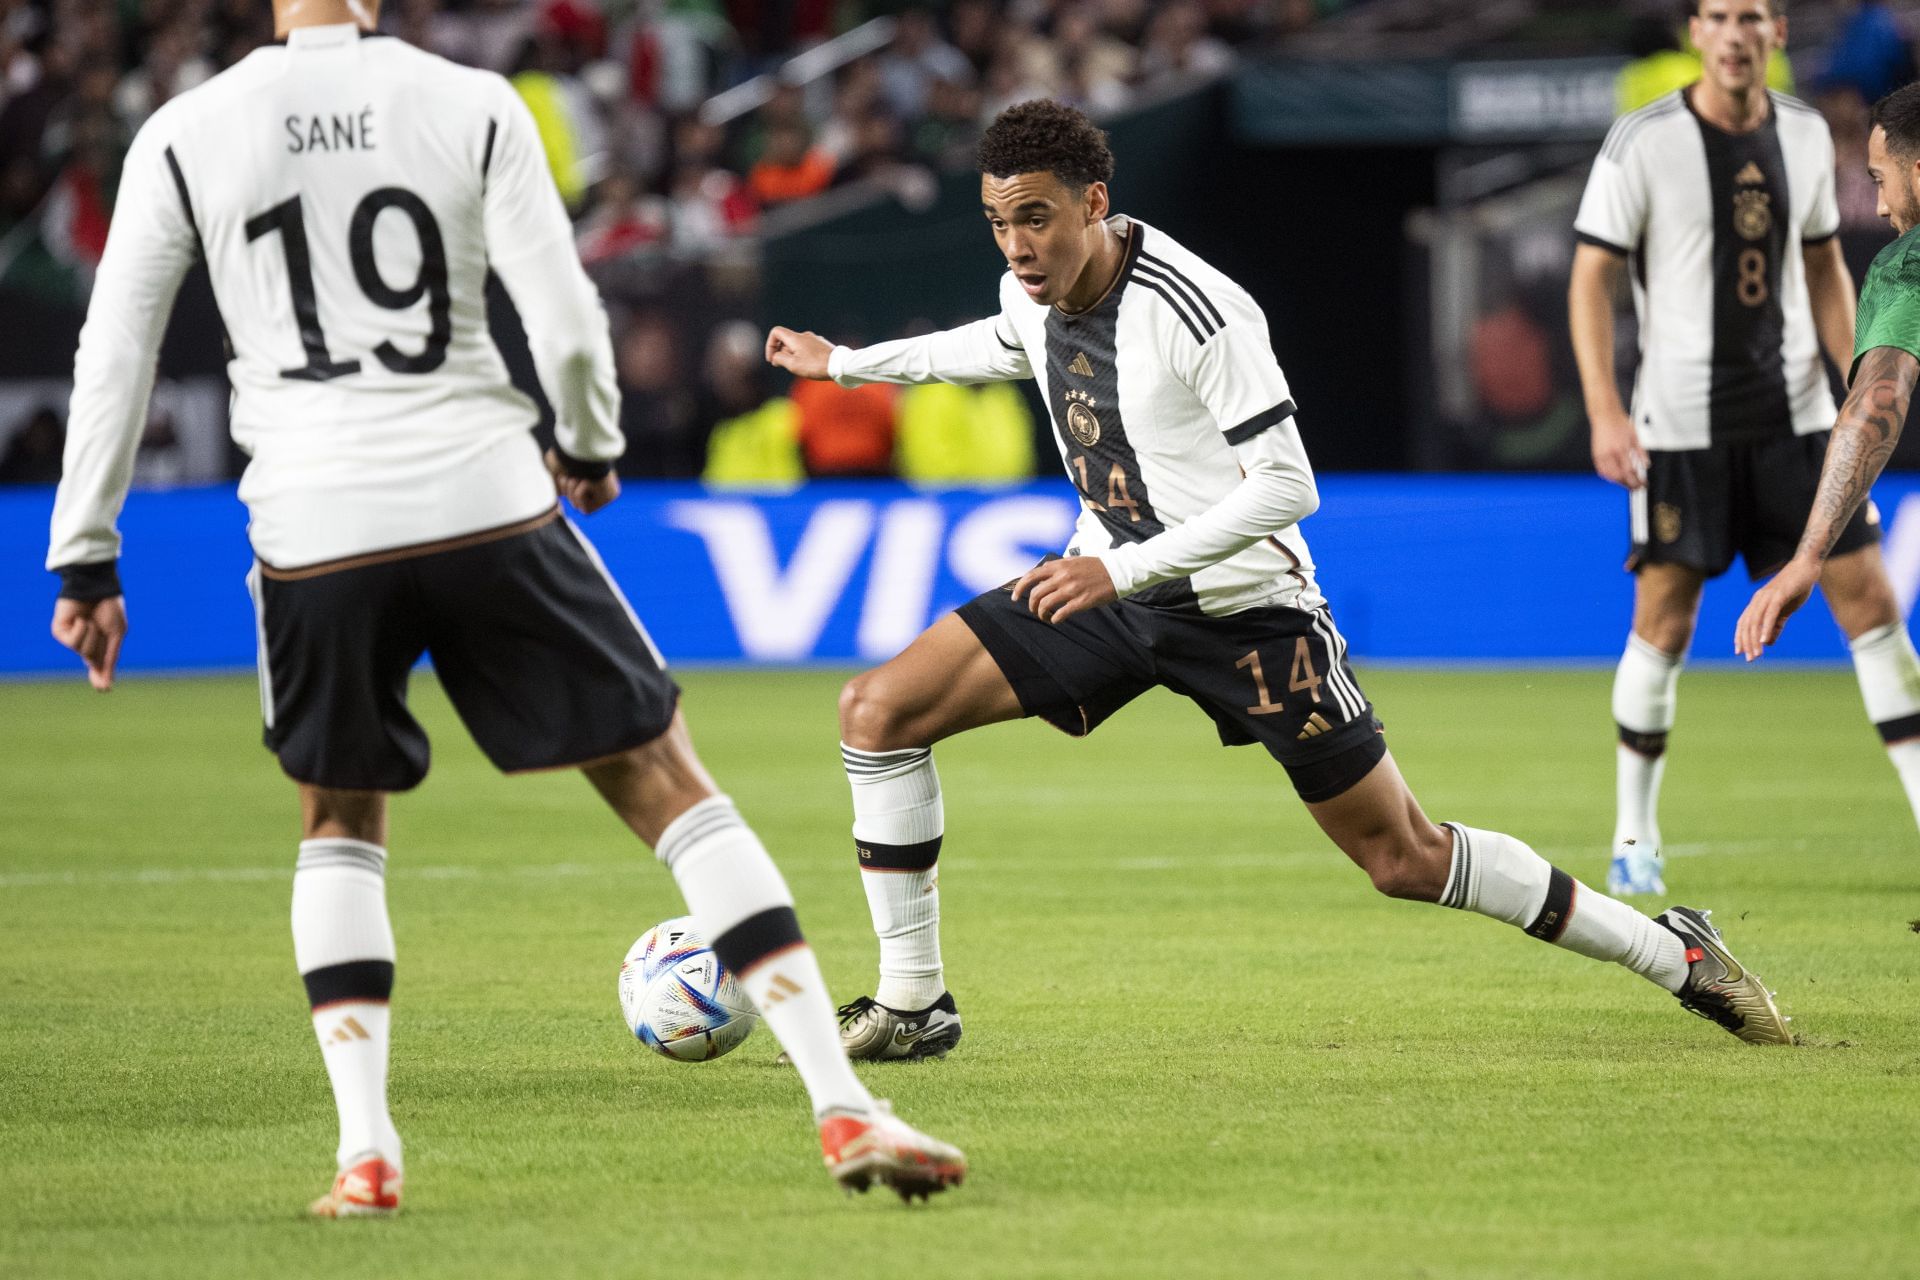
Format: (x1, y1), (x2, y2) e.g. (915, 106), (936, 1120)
(1735, 346), (1920, 659)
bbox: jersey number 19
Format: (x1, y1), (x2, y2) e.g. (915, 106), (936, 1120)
(245, 187), (451, 381)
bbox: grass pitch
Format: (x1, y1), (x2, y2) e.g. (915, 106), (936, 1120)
(2, 667), (1916, 1280)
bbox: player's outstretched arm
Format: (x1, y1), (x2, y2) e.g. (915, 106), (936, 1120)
(768, 307), (1031, 389)
(1736, 345), (1920, 659)
(1568, 243), (1646, 489)
(764, 327), (834, 380)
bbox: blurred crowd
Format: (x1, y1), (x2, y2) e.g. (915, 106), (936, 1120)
(0, 0), (1327, 486)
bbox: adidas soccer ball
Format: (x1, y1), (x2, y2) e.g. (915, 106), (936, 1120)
(618, 917), (758, 1062)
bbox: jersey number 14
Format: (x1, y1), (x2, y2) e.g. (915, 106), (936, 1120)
(246, 188), (451, 380)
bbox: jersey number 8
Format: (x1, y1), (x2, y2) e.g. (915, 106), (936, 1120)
(1736, 247), (1769, 309)
(245, 188), (451, 381)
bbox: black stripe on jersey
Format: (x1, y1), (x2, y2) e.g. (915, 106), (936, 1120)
(1803, 229), (1837, 247)
(162, 146), (201, 243)
(482, 119), (498, 180)
(1690, 91), (1792, 441)
(1133, 277), (1209, 345)
(1224, 399), (1297, 446)
(1139, 251), (1224, 331)
(994, 315), (1023, 351)
(1601, 92), (1686, 163)
(1577, 230), (1630, 256)
(1045, 230), (1199, 611)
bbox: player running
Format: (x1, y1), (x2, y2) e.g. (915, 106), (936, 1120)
(765, 99), (1793, 1063)
(44, 0), (961, 1214)
(1741, 85), (1920, 663)
(1569, 0), (1920, 897)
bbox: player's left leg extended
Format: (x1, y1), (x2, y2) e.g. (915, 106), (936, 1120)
(1303, 749), (1792, 1045)
(1819, 544), (1920, 835)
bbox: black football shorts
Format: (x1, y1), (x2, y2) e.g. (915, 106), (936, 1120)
(247, 507), (679, 792)
(1629, 432), (1880, 580)
(956, 569), (1386, 803)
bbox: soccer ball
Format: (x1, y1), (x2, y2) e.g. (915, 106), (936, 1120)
(618, 917), (758, 1062)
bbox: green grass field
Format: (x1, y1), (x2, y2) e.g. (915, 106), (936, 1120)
(3, 667), (1917, 1280)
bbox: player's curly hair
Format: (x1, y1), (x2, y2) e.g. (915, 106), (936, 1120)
(1874, 82), (1920, 163)
(976, 99), (1115, 195)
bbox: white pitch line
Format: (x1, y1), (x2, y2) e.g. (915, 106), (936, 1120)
(0, 839), (1832, 892)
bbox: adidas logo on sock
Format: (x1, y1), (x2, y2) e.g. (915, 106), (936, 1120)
(324, 1016), (372, 1046)
(760, 975), (803, 1006)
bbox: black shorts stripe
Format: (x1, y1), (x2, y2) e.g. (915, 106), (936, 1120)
(1134, 278), (1208, 345)
(302, 959), (395, 1008)
(1139, 252), (1224, 330)
(710, 906), (805, 978)
(1134, 259), (1220, 337)
(855, 836), (942, 871)
(1224, 400), (1297, 446)
(1525, 867), (1577, 943)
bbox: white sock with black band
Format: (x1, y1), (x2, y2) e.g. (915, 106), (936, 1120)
(1439, 823), (1688, 993)
(843, 744), (946, 1010)
(1612, 634), (1682, 851)
(293, 838), (402, 1171)
(1849, 621), (1920, 831)
(655, 796), (873, 1119)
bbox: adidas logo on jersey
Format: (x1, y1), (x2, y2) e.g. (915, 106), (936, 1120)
(1067, 352), (1095, 378)
(1296, 713), (1334, 741)
(1735, 161), (1765, 186)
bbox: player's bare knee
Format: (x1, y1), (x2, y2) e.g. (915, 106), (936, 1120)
(1830, 576), (1901, 639)
(839, 670), (920, 751)
(1360, 827), (1450, 902)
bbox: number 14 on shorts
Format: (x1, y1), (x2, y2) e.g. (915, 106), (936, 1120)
(1236, 639), (1324, 717)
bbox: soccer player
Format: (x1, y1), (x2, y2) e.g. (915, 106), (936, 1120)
(1569, 0), (1920, 897)
(764, 99), (1793, 1063)
(1740, 85), (1920, 660)
(43, 0), (962, 1215)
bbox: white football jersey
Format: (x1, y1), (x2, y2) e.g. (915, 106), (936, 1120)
(831, 216), (1320, 618)
(1573, 88), (1841, 452)
(48, 24), (620, 574)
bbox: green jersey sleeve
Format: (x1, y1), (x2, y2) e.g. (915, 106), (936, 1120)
(1852, 226), (1920, 382)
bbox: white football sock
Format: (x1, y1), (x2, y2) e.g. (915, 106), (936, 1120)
(1612, 634), (1683, 850)
(655, 796), (873, 1119)
(293, 838), (402, 1171)
(1441, 824), (1688, 993)
(1849, 621), (1920, 833)
(842, 744), (945, 1010)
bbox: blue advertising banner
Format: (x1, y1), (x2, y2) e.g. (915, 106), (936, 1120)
(7, 476), (1920, 677)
